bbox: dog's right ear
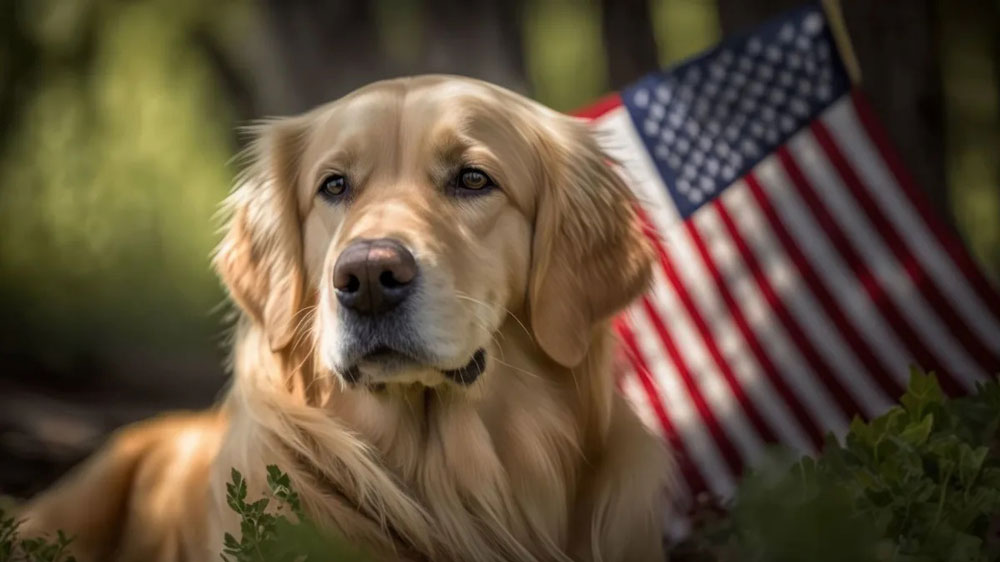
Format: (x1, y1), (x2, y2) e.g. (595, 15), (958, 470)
(214, 117), (309, 352)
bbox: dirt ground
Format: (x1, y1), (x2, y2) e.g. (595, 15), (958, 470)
(0, 352), (225, 499)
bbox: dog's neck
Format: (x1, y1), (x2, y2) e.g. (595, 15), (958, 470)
(224, 314), (619, 560)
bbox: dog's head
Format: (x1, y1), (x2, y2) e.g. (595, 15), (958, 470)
(215, 76), (653, 388)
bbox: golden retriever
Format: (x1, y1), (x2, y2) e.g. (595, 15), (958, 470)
(19, 75), (673, 562)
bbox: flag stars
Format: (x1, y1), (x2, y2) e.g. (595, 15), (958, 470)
(655, 84), (672, 103)
(655, 143), (670, 159)
(633, 88), (650, 108)
(644, 119), (659, 136)
(622, 7), (846, 215)
(803, 12), (824, 35)
(790, 97), (810, 117)
(779, 23), (796, 43)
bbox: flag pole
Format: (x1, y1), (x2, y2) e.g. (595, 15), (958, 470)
(821, 0), (862, 85)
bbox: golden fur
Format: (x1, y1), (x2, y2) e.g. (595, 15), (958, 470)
(19, 75), (674, 562)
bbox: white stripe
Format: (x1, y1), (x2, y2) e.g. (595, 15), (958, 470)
(644, 260), (768, 463)
(627, 306), (736, 497)
(753, 157), (915, 386)
(660, 222), (814, 453)
(595, 106), (812, 455)
(824, 98), (1000, 354)
(663, 498), (692, 543)
(788, 131), (983, 389)
(720, 184), (894, 417)
(639, 196), (814, 453)
(692, 193), (849, 435)
(620, 368), (665, 440)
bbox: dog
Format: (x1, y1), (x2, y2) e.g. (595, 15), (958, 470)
(19, 75), (673, 562)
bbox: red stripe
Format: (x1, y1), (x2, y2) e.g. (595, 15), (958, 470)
(636, 210), (779, 448)
(637, 293), (744, 476)
(811, 121), (1000, 374)
(739, 175), (905, 405)
(573, 93), (624, 120)
(615, 318), (708, 492)
(683, 219), (825, 447)
(775, 148), (964, 396)
(850, 90), (1000, 326)
(711, 192), (864, 415)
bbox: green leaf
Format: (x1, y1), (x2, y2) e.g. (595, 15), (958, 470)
(901, 367), (946, 417)
(899, 413), (934, 446)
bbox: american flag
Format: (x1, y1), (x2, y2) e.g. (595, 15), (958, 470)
(579, 3), (1000, 511)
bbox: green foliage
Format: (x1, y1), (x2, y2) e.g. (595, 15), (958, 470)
(221, 466), (369, 562)
(8, 370), (1000, 561)
(676, 368), (1000, 562)
(0, 0), (237, 354)
(0, 508), (76, 562)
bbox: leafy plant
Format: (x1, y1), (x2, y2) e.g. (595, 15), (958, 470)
(675, 368), (1000, 562)
(8, 369), (1000, 561)
(0, 508), (76, 562)
(221, 466), (369, 562)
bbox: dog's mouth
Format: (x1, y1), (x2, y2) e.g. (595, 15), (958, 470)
(341, 347), (487, 386)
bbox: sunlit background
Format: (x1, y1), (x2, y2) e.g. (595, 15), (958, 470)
(1, 0), (997, 496)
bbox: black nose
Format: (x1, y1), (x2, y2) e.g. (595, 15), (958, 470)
(333, 238), (418, 315)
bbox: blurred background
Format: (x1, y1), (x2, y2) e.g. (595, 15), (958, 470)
(0, 0), (997, 498)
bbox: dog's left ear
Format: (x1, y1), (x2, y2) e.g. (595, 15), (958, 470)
(529, 115), (654, 367)
(214, 118), (308, 351)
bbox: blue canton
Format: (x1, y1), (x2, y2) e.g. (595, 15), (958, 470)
(622, 4), (851, 218)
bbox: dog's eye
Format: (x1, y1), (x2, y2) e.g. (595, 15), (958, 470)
(453, 168), (495, 193)
(319, 174), (348, 200)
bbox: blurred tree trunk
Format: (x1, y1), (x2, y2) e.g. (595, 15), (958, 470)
(258, 0), (385, 113)
(423, 0), (529, 93)
(717, 0), (952, 224)
(600, 0), (659, 89)
(203, 0), (530, 119)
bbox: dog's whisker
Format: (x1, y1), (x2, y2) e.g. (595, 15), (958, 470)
(490, 357), (545, 382)
(454, 292), (533, 343)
